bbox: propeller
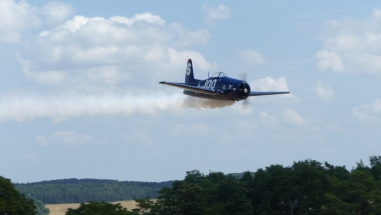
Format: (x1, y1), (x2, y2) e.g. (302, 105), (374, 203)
(239, 72), (247, 82)
(237, 72), (250, 110)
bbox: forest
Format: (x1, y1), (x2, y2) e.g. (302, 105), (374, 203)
(15, 179), (173, 204)
(130, 156), (381, 215)
(3, 156), (381, 214)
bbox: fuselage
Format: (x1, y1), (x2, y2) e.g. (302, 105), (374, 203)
(183, 75), (251, 101)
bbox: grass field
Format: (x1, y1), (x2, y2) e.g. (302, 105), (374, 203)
(46, 200), (138, 215)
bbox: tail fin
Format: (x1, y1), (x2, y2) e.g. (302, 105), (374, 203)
(185, 59), (196, 84)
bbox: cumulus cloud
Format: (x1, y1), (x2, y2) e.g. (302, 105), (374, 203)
(172, 123), (216, 137)
(256, 109), (338, 132)
(351, 99), (381, 122)
(0, 0), (40, 42)
(283, 109), (308, 126)
(18, 57), (66, 84)
(311, 82), (335, 101)
(203, 4), (231, 20)
(42, 1), (74, 25)
(250, 77), (289, 92)
(234, 120), (258, 130)
(247, 76), (297, 104)
(19, 13), (213, 88)
(249, 76), (296, 101)
(314, 50), (344, 72)
(0, 0), (75, 43)
(239, 49), (266, 66)
(123, 130), (153, 146)
(315, 8), (381, 77)
(259, 111), (279, 129)
(36, 131), (93, 145)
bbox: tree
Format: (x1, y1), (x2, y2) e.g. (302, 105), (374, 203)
(370, 156), (381, 181)
(65, 201), (138, 215)
(147, 171), (253, 215)
(0, 176), (37, 215)
(135, 198), (159, 215)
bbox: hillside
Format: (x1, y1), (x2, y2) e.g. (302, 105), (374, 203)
(15, 178), (173, 204)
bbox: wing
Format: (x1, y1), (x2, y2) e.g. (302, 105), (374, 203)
(249, 91), (290, 96)
(159, 81), (223, 96)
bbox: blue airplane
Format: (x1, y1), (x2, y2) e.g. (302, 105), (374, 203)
(159, 59), (289, 102)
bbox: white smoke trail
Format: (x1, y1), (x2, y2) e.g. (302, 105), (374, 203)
(182, 97), (235, 109)
(0, 93), (235, 122)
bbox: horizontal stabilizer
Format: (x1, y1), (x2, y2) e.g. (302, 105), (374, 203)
(159, 81), (222, 96)
(249, 91), (290, 96)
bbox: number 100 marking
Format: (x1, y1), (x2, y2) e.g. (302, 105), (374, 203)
(204, 79), (217, 89)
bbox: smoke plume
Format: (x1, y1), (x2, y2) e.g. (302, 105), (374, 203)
(0, 93), (235, 122)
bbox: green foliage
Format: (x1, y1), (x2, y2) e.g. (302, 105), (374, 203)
(135, 198), (157, 214)
(24, 194), (50, 215)
(137, 170), (253, 215)
(33, 198), (50, 215)
(65, 201), (138, 215)
(133, 155), (381, 215)
(0, 176), (37, 215)
(15, 178), (173, 204)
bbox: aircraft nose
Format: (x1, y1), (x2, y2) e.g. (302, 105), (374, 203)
(238, 82), (251, 99)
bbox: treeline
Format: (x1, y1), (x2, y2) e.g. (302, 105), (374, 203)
(15, 179), (173, 204)
(131, 156), (381, 215)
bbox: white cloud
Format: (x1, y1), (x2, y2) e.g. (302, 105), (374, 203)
(0, 0), (40, 43)
(123, 130), (153, 146)
(19, 57), (66, 84)
(314, 50), (344, 72)
(283, 109), (308, 126)
(351, 99), (381, 122)
(249, 76), (297, 102)
(35, 135), (48, 146)
(250, 77), (289, 91)
(19, 13), (213, 89)
(259, 111), (279, 129)
(36, 131), (93, 145)
(239, 49), (266, 66)
(234, 120), (258, 130)
(203, 4), (231, 20)
(315, 8), (381, 77)
(42, 2), (74, 25)
(256, 109), (338, 132)
(52, 131), (92, 145)
(172, 123), (216, 137)
(311, 82), (335, 101)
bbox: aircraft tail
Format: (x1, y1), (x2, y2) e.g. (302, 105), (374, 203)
(185, 59), (196, 84)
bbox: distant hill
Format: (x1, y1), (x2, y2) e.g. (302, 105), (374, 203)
(15, 178), (173, 204)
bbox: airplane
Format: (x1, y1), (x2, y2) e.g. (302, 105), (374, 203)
(159, 59), (289, 102)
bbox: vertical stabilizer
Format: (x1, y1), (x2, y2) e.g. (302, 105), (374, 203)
(185, 59), (196, 84)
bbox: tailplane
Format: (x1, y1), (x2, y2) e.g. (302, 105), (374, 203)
(185, 59), (196, 84)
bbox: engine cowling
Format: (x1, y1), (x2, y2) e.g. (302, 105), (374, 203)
(237, 82), (250, 99)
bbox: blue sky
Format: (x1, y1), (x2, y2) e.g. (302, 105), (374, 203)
(1, 0), (381, 183)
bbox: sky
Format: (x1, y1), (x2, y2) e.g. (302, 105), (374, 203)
(1, 0), (381, 183)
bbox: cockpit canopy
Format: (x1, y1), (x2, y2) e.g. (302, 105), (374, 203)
(210, 72), (227, 78)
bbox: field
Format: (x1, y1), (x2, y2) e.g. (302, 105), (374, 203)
(46, 200), (138, 215)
